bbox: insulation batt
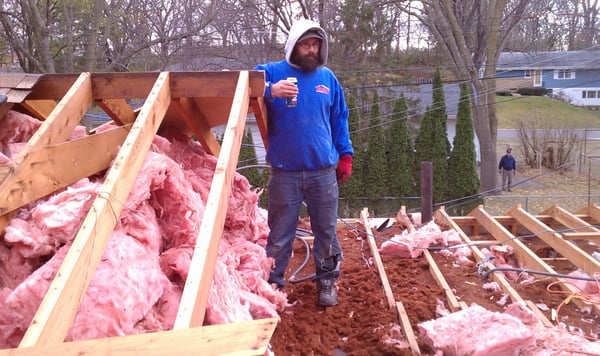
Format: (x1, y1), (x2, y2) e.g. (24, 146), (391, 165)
(0, 112), (287, 348)
(418, 304), (536, 355)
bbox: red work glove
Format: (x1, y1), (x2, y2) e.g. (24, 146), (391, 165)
(336, 155), (352, 184)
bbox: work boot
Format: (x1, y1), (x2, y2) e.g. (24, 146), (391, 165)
(317, 278), (338, 306)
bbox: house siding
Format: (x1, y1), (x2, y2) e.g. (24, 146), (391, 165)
(497, 51), (600, 107)
(542, 69), (600, 106)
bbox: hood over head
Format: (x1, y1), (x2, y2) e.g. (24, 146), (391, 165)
(285, 19), (328, 68)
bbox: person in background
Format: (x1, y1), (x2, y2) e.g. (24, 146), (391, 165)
(498, 147), (516, 191)
(253, 18), (353, 307)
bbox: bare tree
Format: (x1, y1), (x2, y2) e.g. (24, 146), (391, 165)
(0, 0), (56, 73)
(400, 0), (537, 192)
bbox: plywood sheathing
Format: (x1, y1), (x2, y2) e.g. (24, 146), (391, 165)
(0, 71), (276, 355)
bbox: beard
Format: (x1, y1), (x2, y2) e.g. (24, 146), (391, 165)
(291, 51), (322, 72)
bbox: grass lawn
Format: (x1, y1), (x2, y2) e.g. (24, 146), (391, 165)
(484, 95), (600, 214)
(496, 95), (600, 129)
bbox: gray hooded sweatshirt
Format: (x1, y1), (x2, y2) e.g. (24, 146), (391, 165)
(253, 19), (353, 171)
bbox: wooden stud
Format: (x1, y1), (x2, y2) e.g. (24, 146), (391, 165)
(171, 97), (221, 156)
(95, 98), (137, 125)
(359, 208), (396, 309)
(174, 71), (250, 329)
(19, 72), (172, 347)
(2, 318), (277, 356)
(0, 125), (129, 217)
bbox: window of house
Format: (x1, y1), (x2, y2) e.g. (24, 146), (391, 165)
(524, 69), (531, 78)
(582, 90), (598, 99)
(555, 69), (575, 79)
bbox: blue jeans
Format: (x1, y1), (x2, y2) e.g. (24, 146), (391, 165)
(266, 166), (343, 288)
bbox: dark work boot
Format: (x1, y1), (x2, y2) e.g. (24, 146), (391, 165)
(317, 278), (338, 306)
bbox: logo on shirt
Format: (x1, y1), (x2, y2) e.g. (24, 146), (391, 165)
(315, 84), (330, 94)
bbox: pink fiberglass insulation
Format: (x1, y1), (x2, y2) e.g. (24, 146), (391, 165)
(418, 304), (536, 356)
(0, 111), (286, 348)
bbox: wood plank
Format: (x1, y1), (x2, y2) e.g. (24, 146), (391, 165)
(3, 318), (278, 356)
(588, 205), (600, 223)
(0, 102), (13, 121)
(561, 232), (600, 240)
(171, 97), (221, 156)
(0, 73), (93, 216)
(508, 206), (600, 316)
(14, 73), (92, 160)
(577, 204), (600, 224)
(250, 97), (268, 149)
(95, 98), (137, 125)
(174, 71), (250, 329)
(464, 206), (553, 326)
(20, 100), (57, 120)
(26, 72), (266, 100)
(19, 72), (171, 347)
(541, 205), (600, 237)
(0, 126), (129, 216)
(395, 301), (421, 355)
(359, 208), (396, 309)
(448, 215), (558, 227)
(509, 206), (600, 277)
(400, 207), (464, 312)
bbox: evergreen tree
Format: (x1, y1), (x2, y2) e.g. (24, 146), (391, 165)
(363, 91), (387, 199)
(447, 83), (481, 215)
(387, 94), (417, 199)
(415, 107), (433, 177)
(415, 107), (449, 204)
(432, 68), (451, 155)
(237, 128), (268, 207)
(339, 92), (364, 215)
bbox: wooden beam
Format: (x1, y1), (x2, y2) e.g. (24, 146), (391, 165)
(396, 302), (421, 355)
(359, 208), (396, 309)
(541, 205), (600, 239)
(250, 97), (268, 149)
(508, 206), (600, 316)
(15, 73), (93, 159)
(0, 102), (13, 121)
(0, 73), (93, 216)
(95, 98), (137, 125)
(578, 204), (600, 225)
(0, 125), (129, 216)
(509, 206), (600, 277)
(408, 208), (462, 312)
(174, 71), (250, 329)
(19, 72), (172, 347)
(19, 100), (57, 120)
(464, 206), (553, 326)
(171, 97), (221, 156)
(3, 318), (277, 356)
(26, 72), (266, 101)
(561, 232), (600, 240)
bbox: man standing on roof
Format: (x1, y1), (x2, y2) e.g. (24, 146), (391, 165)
(253, 19), (353, 306)
(498, 147), (516, 191)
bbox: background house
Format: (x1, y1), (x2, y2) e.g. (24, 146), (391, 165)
(496, 50), (600, 108)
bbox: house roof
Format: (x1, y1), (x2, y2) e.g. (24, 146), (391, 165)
(497, 50), (600, 70)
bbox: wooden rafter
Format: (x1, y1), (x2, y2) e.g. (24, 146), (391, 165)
(174, 71), (251, 329)
(1, 70), (272, 354)
(19, 72), (172, 347)
(507, 205), (600, 315)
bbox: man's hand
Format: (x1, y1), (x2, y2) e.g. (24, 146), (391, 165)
(270, 80), (299, 99)
(336, 155), (352, 184)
